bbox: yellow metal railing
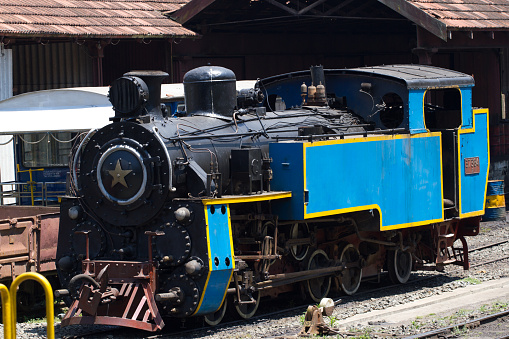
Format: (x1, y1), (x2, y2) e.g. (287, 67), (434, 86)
(0, 272), (54, 339)
(0, 284), (12, 338)
(16, 165), (45, 206)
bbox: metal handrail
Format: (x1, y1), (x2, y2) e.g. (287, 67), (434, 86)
(43, 181), (66, 205)
(9, 272), (55, 339)
(0, 284), (13, 339)
(0, 181), (65, 206)
(0, 273), (55, 339)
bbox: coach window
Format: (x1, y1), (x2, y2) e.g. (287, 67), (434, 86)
(22, 132), (73, 167)
(424, 88), (462, 130)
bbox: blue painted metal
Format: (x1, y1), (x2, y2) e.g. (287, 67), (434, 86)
(461, 88), (473, 128)
(265, 68), (487, 227)
(483, 207), (506, 221)
(270, 134), (443, 229)
(458, 110), (489, 216)
(261, 73), (411, 132)
(484, 180), (505, 221)
(260, 66), (475, 135)
(17, 168), (66, 205)
(487, 180), (504, 196)
(408, 89), (427, 134)
(269, 142), (305, 221)
(15, 138), (68, 206)
(193, 204), (234, 316)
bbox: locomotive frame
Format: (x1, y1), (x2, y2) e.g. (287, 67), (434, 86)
(55, 64), (489, 331)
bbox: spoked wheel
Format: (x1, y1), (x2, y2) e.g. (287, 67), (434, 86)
(233, 289), (260, 319)
(306, 249), (332, 302)
(204, 298), (228, 326)
(290, 223), (310, 261)
(338, 244), (362, 295)
(387, 248), (412, 284)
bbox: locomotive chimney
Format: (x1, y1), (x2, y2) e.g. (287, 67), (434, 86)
(308, 65), (327, 106)
(310, 65), (326, 90)
(183, 66), (237, 118)
(109, 70), (168, 119)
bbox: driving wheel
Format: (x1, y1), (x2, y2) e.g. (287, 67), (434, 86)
(233, 289), (260, 319)
(338, 244), (362, 295)
(306, 249), (332, 302)
(387, 248), (412, 284)
(204, 298), (227, 326)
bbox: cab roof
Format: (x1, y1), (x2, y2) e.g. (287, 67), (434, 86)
(260, 64), (475, 90)
(346, 64), (475, 89)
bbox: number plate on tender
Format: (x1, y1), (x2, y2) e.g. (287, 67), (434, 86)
(464, 157), (480, 175)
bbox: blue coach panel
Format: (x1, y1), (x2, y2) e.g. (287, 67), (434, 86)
(269, 142), (305, 220)
(460, 88), (474, 128)
(271, 133), (444, 230)
(409, 89), (427, 134)
(458, 109), (489, 217)
(193, 204), (234, 315)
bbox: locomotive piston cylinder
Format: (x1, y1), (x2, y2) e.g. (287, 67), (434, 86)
(155, 288), (183, 303)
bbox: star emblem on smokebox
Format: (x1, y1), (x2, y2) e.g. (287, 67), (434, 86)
(108, 159), (132, 188)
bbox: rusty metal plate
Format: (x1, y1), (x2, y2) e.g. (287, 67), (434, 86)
(82, 261), (153, 281)
(464, 157), (480, 175)
(39, 214), (60, 263)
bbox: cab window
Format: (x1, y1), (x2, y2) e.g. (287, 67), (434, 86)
(424, 88), (462, 130)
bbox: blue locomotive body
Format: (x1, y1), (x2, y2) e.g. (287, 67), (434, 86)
(271, 133), (445, 226)
(55, 65), (488, 331)
(267, 66), (489, 227)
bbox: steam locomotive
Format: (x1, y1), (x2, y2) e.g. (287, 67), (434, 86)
(55, 64), (489, 331)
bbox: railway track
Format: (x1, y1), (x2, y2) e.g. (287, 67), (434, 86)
(44, 238), (509, 339)
(311, 307), (509, 339)
(404, 309), (509, 339)
(470, 239), (509, 253)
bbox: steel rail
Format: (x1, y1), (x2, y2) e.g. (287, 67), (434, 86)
(403, 308), (509, 339)
(468, 254), (509, 269)
(470, 239), (509, 253)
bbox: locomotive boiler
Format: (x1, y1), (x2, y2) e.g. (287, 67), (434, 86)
(55, 64), (489, 331)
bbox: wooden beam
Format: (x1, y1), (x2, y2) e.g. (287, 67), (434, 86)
(324, 0), (356, 16)
(344, 1), (371, 16)
(264, 0), (298, 15)
(171, 0), (217, 24)
(377, 0), (447, 41)
(417, 26), (509, 50)
(297, 0), (329, 15)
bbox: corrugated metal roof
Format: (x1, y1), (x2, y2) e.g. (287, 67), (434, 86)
(407, 0), (509, 30)
(378, 0), (509, 40)
(0, 0), (196, 38)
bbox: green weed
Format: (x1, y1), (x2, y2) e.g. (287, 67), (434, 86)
(460, 277), (481, 285)
(328, 315), (339, 327)
(410, 320), (422, 329)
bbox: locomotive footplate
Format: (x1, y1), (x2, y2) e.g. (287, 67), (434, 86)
(60, 260), (164, 332)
